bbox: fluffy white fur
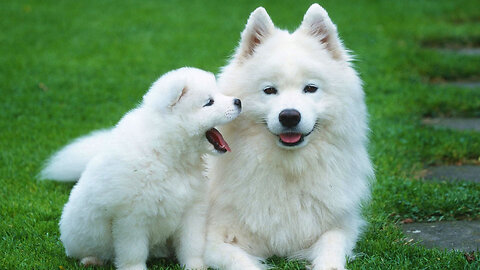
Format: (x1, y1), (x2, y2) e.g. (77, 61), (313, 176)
(40, 67), (241, 270)
(39, 129), (112, 181)
(204, 4), (373, 270)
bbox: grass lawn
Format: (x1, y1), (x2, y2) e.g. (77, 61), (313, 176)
(1, 0), (479, 269)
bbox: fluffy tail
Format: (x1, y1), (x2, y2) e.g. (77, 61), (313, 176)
(39, 129), (112, 181)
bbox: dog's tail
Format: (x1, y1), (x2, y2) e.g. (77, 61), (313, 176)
(39, 129), (112, 182)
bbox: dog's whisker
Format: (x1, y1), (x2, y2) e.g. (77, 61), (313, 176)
(254, 118), (268, 125)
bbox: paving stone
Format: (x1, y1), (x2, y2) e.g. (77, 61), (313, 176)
(437, 47), (480, 56)
(423, 165), (480, 183)
(423, 117), (480, 131)
(401, 220), (480, 252)
(439, 81), (480, 89)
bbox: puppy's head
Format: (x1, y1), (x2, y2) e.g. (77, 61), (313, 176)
(218, 4), (365, 150)
(143, 67), (242, 153)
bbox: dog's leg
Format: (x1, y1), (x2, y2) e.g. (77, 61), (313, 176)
(204, 228), (265, 270)
(173, 200), (208, 270)
(80, 256), (103, 266)
(309, 229), (349, 270)
(112, 217), (149, 270)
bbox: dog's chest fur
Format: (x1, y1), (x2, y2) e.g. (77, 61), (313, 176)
(210, 152), (358, 257)
(125, 150), (204, 214)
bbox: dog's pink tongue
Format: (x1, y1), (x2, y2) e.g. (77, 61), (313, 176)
(206, 128), (231, 152)
(279, 133), (302, 143)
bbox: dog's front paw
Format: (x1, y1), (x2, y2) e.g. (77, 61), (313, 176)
(310, 266), (345, 270)
(80, 256), (103, 266)
(117, 263), (147, 270)
(234, 260), (265, 270)
(311, 260), (346, 270)
(311, 264), (346, 270)
(183, 257), (206, 270)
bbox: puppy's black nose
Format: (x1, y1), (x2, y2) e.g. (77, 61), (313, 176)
(234, 99), (242, 109)
(279, 109), (301, 128)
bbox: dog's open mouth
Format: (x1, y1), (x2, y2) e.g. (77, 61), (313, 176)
(206, 128), (231, 153)
(278, 133), (304, 146)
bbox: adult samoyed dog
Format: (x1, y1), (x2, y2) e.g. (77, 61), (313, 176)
(204, 4), (373, 270)
(40, 68), (242, 270)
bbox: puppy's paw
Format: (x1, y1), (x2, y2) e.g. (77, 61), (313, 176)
(80, 256), (103, 266)
(311, 263), (346, 270)
(183, 257), (207, 270)
(235, 259), (265, 270)
(311, 259), (346, 270)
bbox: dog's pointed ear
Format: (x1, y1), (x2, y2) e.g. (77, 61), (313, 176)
(236, 7), (274, 61)
(143, 73), (188, 112)
(165, 85), (188, 109)
(298, 4), (348, 61)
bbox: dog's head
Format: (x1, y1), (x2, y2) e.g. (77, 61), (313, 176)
(218, 4), (365, 150)
(143, 67), (242, 153)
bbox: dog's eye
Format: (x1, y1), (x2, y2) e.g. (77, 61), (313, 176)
(304, 85), (318, 93)
(203, 98), (214, 107)
(263, 87), (278, 95)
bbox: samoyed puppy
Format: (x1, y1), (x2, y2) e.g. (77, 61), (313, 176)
(40, 67), (242, 270)
(204, 4), (373, 270)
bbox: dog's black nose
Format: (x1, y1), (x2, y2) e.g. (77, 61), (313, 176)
(279, 109), (301, 127)
(234, 99), (242, 109)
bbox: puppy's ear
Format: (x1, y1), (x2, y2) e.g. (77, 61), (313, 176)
(166, 86), (188, 109)
(235, 7), (274, 61)
(143, 73), (188, 112)
(297, 4), (348, 61)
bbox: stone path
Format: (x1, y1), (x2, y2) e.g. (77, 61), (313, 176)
(437, 81), (480, 89)
(402, 221), (480, 251)
(408, 39), (480, 254)
(430, 45), (480, 89)
(414, 114), (480, 251)
(436, 47), (480, 56)
(423, 165), (480, 183)
(422, 117), (480, 132)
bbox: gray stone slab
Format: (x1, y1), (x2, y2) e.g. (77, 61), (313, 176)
(440, 81), (480, 89)
(423, 117), (480, 131)
(423, 165), (480, 182)
(437, 47), (480, 56)
(401, 221), (480, 252)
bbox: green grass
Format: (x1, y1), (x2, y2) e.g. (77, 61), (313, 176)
(1, 0), (479, 269)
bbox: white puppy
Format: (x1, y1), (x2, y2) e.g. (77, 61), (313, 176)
(40, 67), (242, 270)
(204, 4), (373, 270)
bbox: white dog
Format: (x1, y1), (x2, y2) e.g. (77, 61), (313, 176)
(40, 67), (242, 270)
(204, 4), (373, 270)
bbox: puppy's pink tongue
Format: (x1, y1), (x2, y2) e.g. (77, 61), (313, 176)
(206, 128), (231, 153)
(279, 133), (302, 143)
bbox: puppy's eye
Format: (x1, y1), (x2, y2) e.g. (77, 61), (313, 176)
(203, 98), (214, 107)
(304, 84), (318, 93)
(263, 87), (278, 95)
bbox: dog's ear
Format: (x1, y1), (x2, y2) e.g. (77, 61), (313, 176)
(143, 73), (188, 112)
(235, 7), (274, 61)
(165, 85), (188, 109)
(298, 4), (348, 61)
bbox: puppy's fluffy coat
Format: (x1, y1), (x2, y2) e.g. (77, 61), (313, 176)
(41, 68), (241, 270)
(204, 4), (373, 270)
